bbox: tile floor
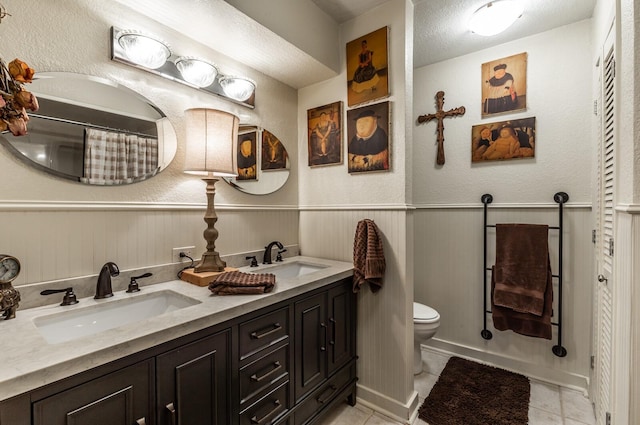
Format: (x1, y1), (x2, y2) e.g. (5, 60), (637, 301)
(316, 350), (597, 425)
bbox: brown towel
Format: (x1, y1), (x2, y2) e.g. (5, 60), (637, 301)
(493, 224), (549, 315)
(491, 265), (553, 340)
(353, 219), (385, 293)
(491, 223), (553, 339)
(208, 271), (275, 295)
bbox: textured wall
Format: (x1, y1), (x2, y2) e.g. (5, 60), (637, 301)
(413, 20), (593, 205)
(0, 0), (299, 285)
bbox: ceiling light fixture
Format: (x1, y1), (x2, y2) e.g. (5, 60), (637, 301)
(110, 27), (255, 108)
(175, 57), (218, 88)
(116, 30), (171, 69)
(469, 0), (524, 36)
(219, 76), (256, 102)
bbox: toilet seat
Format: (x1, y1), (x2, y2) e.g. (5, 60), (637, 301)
(413, 302), (440, 324)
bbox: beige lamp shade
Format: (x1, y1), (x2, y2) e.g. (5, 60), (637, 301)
(184, 108), (239, 176)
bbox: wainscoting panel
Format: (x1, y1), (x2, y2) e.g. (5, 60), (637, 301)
(300, 209), (415, 419)
(414, 205), (594, 388)
(0, 205), (298, 288)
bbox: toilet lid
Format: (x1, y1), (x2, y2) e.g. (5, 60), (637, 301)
(414, 302), (440, 323)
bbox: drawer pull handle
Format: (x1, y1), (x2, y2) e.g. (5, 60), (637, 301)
(317, 384), (338, 404)
(250, 399), (282, 424)
(166, 402), (176, 425)
(251, 322), (282, 339)
(320, 322), (327, 352)
(136, 418), (146, 425)
(251, 361), (283, 382)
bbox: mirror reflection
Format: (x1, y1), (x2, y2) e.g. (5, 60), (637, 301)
(224, 125), (290, 195)
(0, 72), (177, 185)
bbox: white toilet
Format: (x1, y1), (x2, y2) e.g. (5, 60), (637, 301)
(413, 302), (440, 375)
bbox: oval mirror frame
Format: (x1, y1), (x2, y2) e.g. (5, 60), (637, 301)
(0, 72), (177, 185)
(223, 126), (290, 195)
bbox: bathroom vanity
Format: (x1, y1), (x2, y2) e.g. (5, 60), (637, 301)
(0, 257), (355, 425)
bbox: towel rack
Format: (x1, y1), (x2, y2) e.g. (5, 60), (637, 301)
(480, 192), (569, 358)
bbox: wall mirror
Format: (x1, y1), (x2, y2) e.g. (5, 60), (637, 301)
(223, 125), (290, 195)
(0, 72), (177, 185)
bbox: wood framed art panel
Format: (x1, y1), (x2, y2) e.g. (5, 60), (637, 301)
(261, 129), (288, 170)
(347, 101), (390, 173)
(481, 52), (527, 117)
(471, 116), (536, 162)
(307, 101), (343, 167)
(237, 130), (257, 180)
(346, 26), (389, 107)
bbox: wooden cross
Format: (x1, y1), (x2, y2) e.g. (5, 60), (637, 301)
(417, 91), (466, 165)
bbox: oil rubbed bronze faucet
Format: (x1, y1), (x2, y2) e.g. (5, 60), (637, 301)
(95, 262), (119, 299)
(263, 241), (284, 265)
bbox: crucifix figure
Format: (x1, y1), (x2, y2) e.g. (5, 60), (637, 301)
(417, 91), (466, 165)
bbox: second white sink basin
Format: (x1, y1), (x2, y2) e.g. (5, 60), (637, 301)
(34, 290), (201, 344)
(260, 261), (328, 279)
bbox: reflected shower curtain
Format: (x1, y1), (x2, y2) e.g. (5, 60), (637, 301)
(82, 128), (159, 184)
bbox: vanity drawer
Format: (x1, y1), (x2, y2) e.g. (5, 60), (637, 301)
(293, 364), (354, 425)
(239, 307), (289, 359)
(240, 344), (289, 405)
(240, 380), (289, 425)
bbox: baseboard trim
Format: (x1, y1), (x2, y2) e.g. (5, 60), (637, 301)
(356, 384), (419, 424)
(423, 340), (589, 393)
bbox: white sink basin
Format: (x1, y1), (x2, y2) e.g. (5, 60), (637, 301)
(261, 261), (328, 279)
(33, 290), (201, 344)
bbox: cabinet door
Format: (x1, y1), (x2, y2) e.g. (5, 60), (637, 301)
(327, 283), (355, 375)
(32, 359), (153, 425)
(157, 330), (231, 425)
(294, 292), (327, 402)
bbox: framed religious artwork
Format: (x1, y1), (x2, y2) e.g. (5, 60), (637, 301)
(346, 26), (389, 107)
(471, 116), (536, 162)
(261, 129), (288, 170)
(307, 101), (343, 167)
(237, 130), (257, 180)
(347, 101), (390, 173)
(481, 52), (527, 117)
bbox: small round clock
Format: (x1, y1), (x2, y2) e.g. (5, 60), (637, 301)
(0, 255), (21, 284)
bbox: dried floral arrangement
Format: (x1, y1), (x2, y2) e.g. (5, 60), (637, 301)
(0, 3), (39, 136)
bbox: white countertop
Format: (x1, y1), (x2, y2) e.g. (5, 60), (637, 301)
(0, 256), (353, 401)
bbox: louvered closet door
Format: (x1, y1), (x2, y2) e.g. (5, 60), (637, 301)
(592, 25), (615, 425)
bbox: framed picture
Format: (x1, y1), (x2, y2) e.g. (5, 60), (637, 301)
(237, 130), (257, 180)
(346, 26), (389, 107)
(261, 129), (288, 170)
(481, 52), (527, 117)
(347, 101), (390, 173)
(307, 101), (342, 167)
(471, 117), (536, 162)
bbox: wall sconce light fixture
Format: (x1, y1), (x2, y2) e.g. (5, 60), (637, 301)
(469, 0), (524, 36)
(184, 108), (239, 272)
(111, 27), (256, 108)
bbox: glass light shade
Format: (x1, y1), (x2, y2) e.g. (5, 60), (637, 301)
(469, 0), (524, 36)
(219, 76), (256, 102)
(117, 30), (171, 69)
(184, 109), (239, 176)
(175, 57), (218, 88)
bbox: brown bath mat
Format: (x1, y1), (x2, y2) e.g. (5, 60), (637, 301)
(418, 357), (530, 425)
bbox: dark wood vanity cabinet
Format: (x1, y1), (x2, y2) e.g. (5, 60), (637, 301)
(0, 276), (356, 425)
(156, 330), (231, 425)
(32, 359), (154, 425)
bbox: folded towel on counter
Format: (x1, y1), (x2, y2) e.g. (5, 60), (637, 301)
(493, 223), (550, 316)
(353, 219), (386, 293)
(491, 265), (553, 340)
(208, 271), (275, 295)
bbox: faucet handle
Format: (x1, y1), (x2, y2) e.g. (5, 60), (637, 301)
(41, 287), (79, 306)
(246, 256), (258, 267)
(127, 272), (152, 293)
(276, 249), (287, 262)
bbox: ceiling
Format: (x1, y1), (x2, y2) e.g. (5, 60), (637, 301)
(313, 0), (597, 69)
